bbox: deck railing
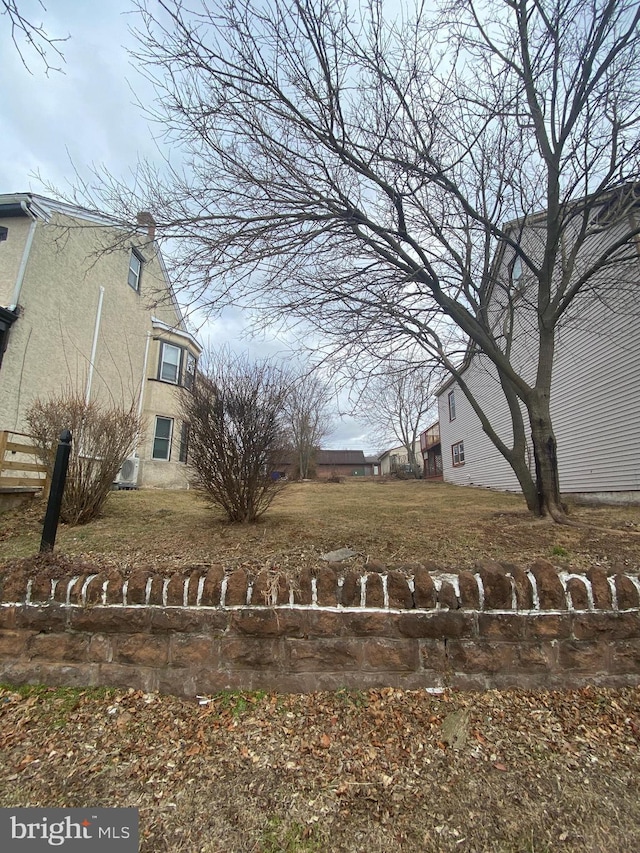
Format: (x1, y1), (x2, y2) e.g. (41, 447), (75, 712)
(0, 430), (49, 495)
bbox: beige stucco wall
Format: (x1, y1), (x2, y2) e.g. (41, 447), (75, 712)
(0, 208), (200, 489)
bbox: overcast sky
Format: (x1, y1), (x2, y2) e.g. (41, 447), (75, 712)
(0, 0), (380, 452)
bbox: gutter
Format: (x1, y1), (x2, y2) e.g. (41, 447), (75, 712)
(8, 200), (38, 311)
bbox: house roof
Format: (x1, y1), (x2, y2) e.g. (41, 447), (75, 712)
(0, 192), (193, 339)
(316, 449), (366, 466)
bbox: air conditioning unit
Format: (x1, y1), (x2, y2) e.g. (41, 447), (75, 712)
(114, 456), (140, 489)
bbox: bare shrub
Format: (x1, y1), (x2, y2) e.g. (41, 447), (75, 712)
(181, 351), (289, 523)
(26, 391), (141, 526)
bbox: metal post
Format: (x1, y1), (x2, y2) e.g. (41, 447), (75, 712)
(40, 429), (72, 553)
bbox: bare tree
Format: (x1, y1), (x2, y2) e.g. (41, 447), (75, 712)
(283, 369), (334, 479)
(86, 0), (640, 522)
(2, 1), (67, 72)
(181, 350), (289, 522)
(26, 390), (140, 525)
(358, 362), (442, 475)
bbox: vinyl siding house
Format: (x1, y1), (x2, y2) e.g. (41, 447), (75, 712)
(378, 442), (422, 476)
(437, 195), (640, 503)
(0, 193), (202, 489)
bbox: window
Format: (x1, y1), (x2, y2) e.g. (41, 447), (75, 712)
(184, 352), (197, 391)
(448, 390), (456, 421)
(452, 441), (465, 467)
(159, 342), (182, 384)
(128, 250), (143, 291)
(153, 416), (173, 460)
(179, 422), (189, 463)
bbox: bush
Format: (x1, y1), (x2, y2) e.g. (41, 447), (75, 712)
(26, 392), (141, 525)
(181, 351), (289, 523)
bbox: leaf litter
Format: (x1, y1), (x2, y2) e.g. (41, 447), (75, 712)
(1, 684), (639, 852)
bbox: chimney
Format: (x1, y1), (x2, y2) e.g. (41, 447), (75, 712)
(136, 211), (156, 241)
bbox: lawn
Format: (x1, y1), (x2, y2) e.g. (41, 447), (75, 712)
(1, 480), (639, 852)
(1, 479), (639, 575)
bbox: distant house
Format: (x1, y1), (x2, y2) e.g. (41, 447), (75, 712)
(419, 422), (442, 480)
(0, 193), (202, 489)
(315, 449), (367, 478)
(436, 191), (640, 502)
(378, 442), (422, 476)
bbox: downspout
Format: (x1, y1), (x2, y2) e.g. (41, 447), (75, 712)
(132, 330), (152, 455)
(85, 286), (105, 405)
(9, 200), (38, 311)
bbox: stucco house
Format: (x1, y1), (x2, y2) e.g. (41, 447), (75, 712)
(437, 192), (640, 503)
(378, 442), (422, 476)
(0, 193), (201, 489)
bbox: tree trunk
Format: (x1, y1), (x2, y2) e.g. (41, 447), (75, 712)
(528, 400), (569, 522)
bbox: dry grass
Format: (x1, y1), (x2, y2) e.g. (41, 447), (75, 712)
(1, 683), (639, 852)
(1, 479), (639, 575)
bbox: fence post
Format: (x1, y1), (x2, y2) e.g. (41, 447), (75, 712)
(40, 429), (72, 553)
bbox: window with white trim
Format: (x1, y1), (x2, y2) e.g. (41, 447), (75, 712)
(452, 441), (465, 467)
(448, 390), (456, 421)
(159, 342), (182, 384)
(128, 250), (143, 291)
(184, 351), (197, 391)
(153, 416), (173, 460)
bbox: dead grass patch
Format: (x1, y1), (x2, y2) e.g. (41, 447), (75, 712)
(1, 480), (639, 576)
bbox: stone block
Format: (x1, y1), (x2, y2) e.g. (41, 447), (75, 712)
(586, 567), (612, 610)
(88, 634), (112, 663)
(557, 640), (608, 672)
(413, 567), (436, 609)
(230, 609), (305, 638)
(438, 580), (459, 610)
(339, 571), (361, 607)
(510, 566), (534, 610)
(84, 574), (106, 605)
(525, 613), (572, 640)
(151, 608), (225, 634)
(446, 640), (513, 673)
(397, 610), (474, 639)
(566, 576), (590, 611)
(0, 605), (16, 629)
(292, 568), (313, 606)
(316, 566), (338, 607)
(148, 574), (166, 607)
(30, 577), (55, 603)
(225, 570), (248, 606)
(114, 634), (169, 666)
(367, 559), (386, 573)
(187, 570), (205, 606)
(98, 663), (158, 693)
(104, 571), (125, 605)
(418, 639), (447, 671)
(51, 577), (72, 604)
(0, 573), (28, 603)
(15, 604), (68, 632)
(615, 574), (639, 610)
(530, 559), (566, 610)
(458, 572), (480, 609)
(0, 629), (32, 657)
(365, 573), (384, 608)
(609, 639), (640, 673)
(477, 562), (512, 610)
(478, 613), (527, 640)
(301, 610), (344, 637)
(170, 635), (217, 667)
(362, 639), (419, 672)
(386, 571), (413, 610)
(127, 570), (151, 605)
(510, 641), (556, 672)
(166, 574), (187, 607)
(68, 607), (152, 634)
(572, 612), (640, 641)
(346, 611), (399, 638)
(287, 638), (361, 672)
(28, 632), (89, 662)
(220, 637), (282, 669)
(201, 565), (224, 607)
(251, 571), (277, 606)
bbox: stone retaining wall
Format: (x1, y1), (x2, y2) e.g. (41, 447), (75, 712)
(1, 560), (639, 695)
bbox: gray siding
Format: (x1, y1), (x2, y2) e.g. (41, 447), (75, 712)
(439, 266), (640, 494)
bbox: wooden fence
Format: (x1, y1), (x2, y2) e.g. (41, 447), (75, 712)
(0, 430), (49, 495)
